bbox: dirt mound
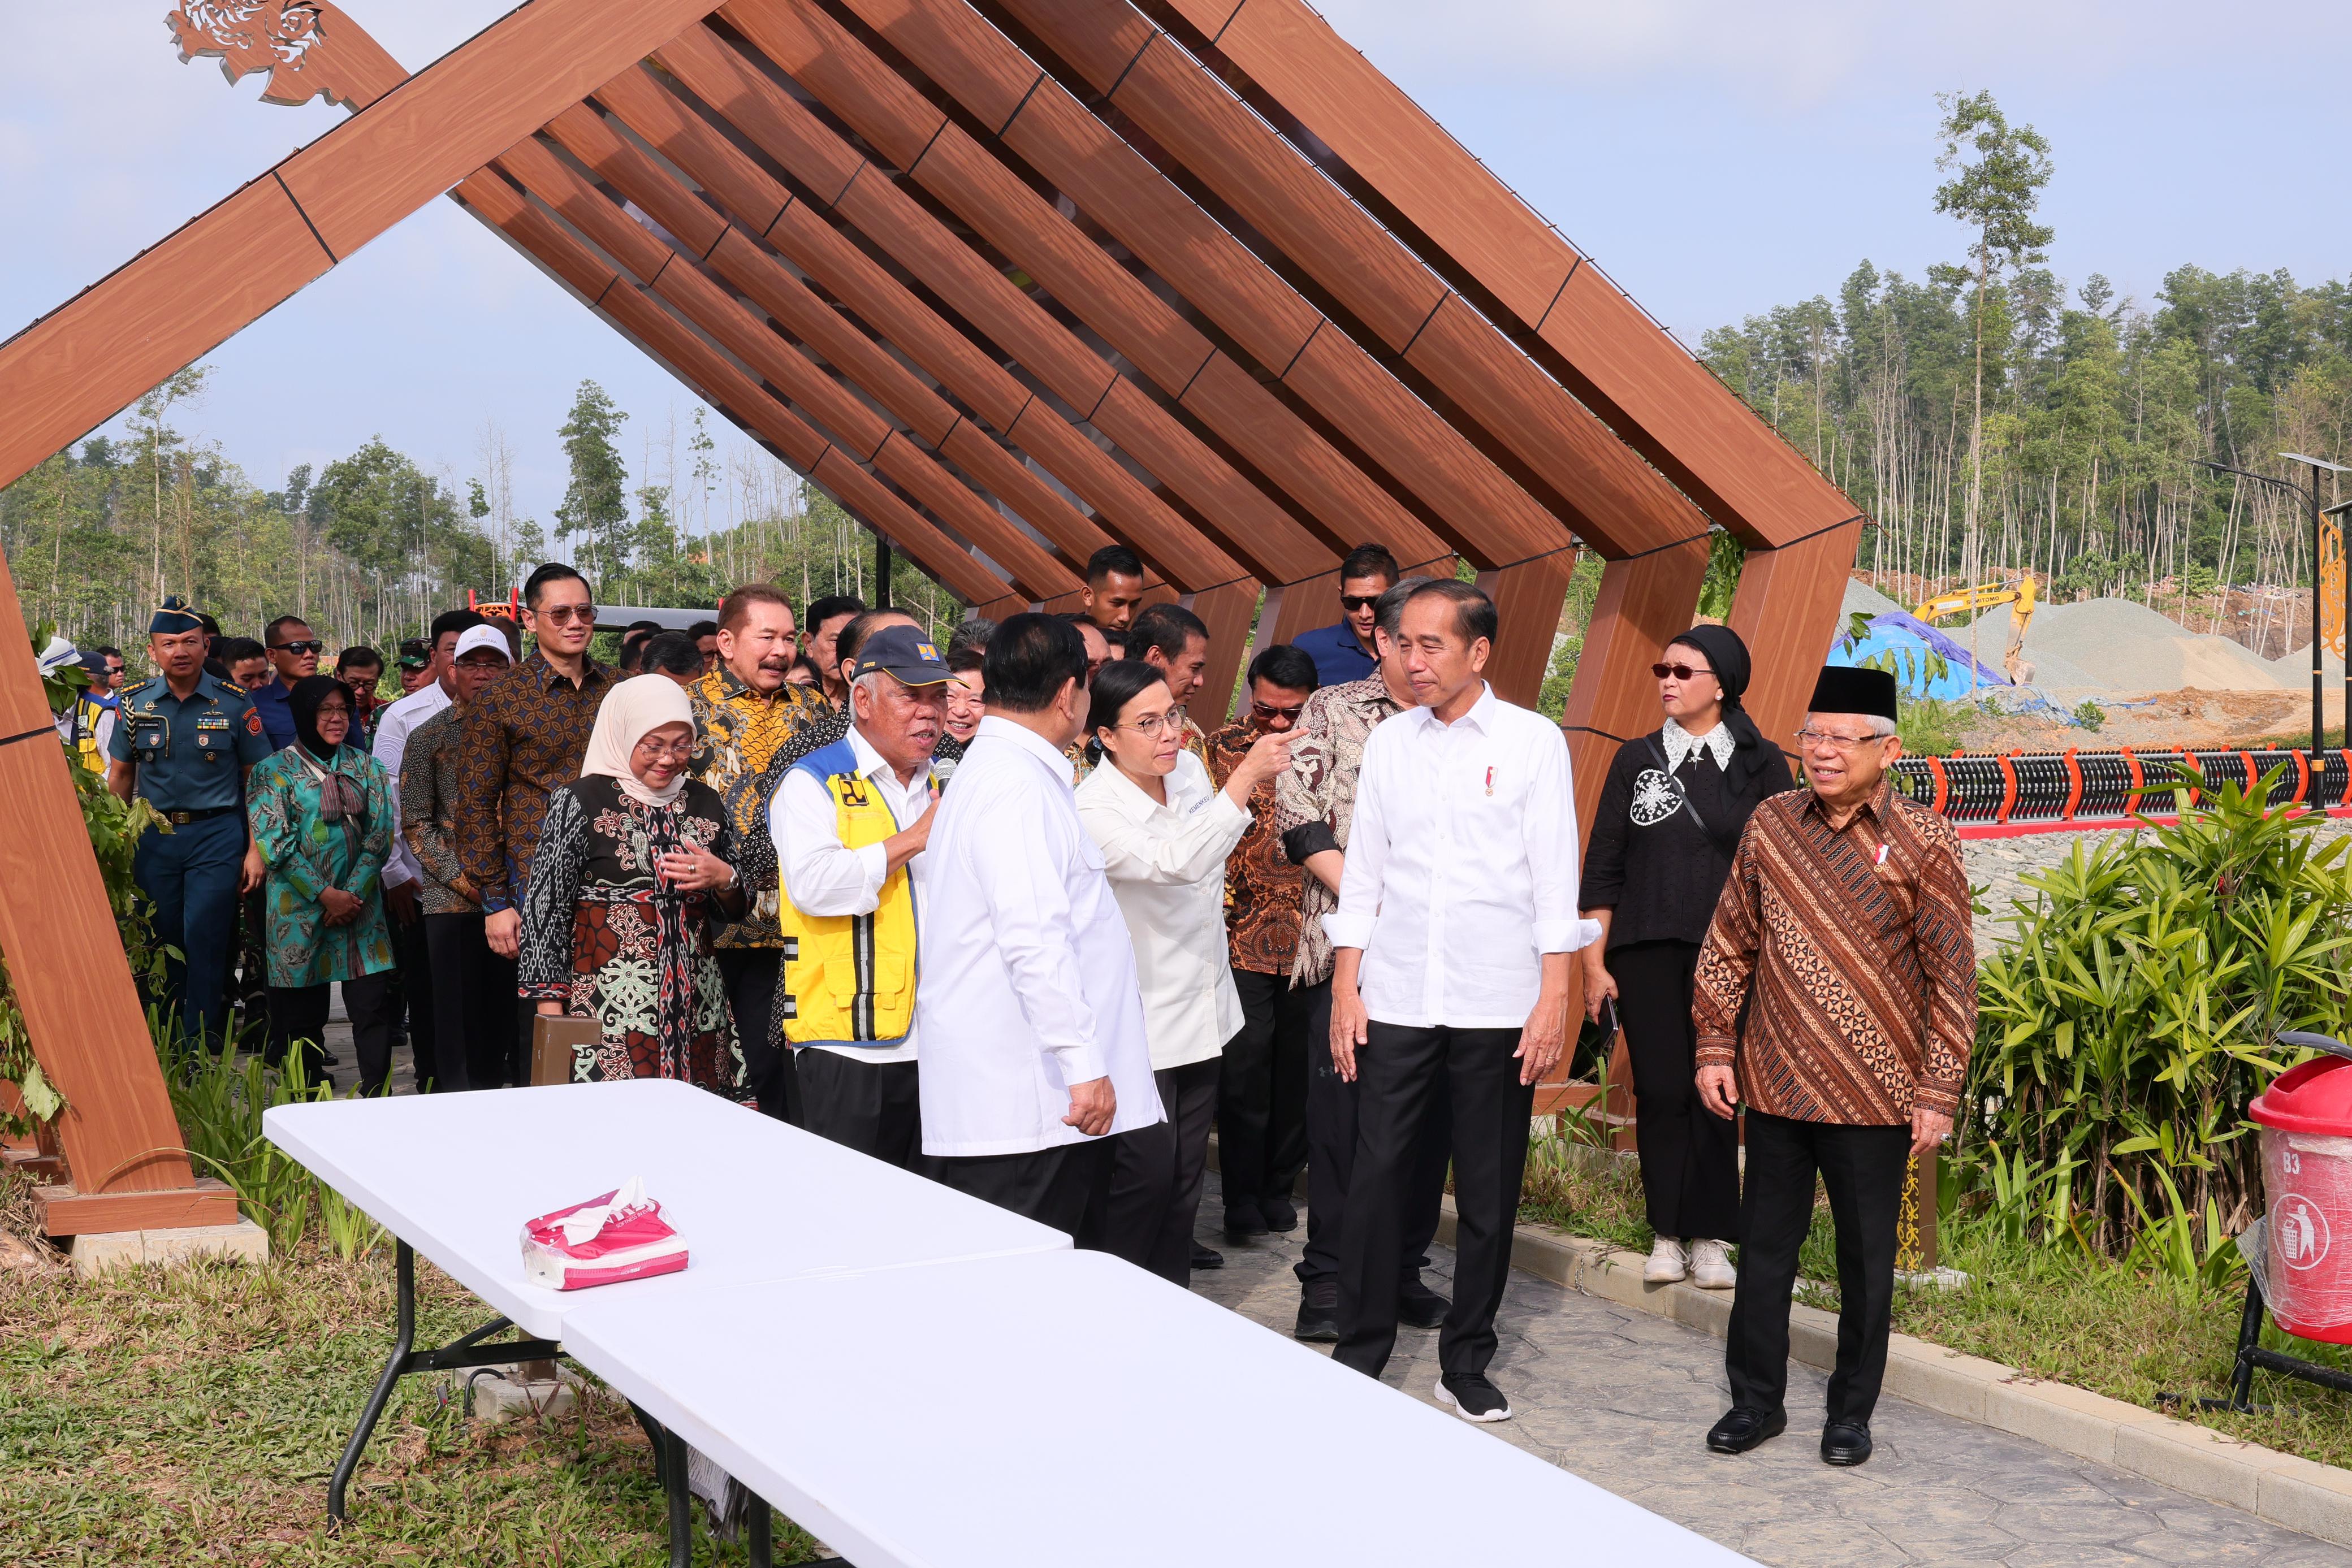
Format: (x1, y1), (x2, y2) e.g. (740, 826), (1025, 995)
(2027, 597), (2288, 693)
(1841, 577), (1908, 620)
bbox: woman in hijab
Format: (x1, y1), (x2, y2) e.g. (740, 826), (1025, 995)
(1579, 625), (1795, 1291)
(247, 674), (401, 1093)
(519, 674), (748, 1094)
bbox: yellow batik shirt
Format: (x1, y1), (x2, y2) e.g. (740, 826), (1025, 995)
(690, 665), (825, 950)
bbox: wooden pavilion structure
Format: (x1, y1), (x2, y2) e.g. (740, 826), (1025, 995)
(0, 0), (1862, 1236)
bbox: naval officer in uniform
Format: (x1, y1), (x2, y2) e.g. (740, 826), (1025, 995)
(108, 596), (275, 1052)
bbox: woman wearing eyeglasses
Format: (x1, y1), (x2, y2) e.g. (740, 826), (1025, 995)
(1579, 625), (1794, 1291)
(1073, 661), (1291, 1284)
(519, 675), (749, 1095)
(247, 675), (401, 1093)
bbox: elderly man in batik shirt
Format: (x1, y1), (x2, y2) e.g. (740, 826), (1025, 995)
(689, 585), (823, 1120)
(1270, 578), (1449, 1343)
(1693, 665), (1974, 1471)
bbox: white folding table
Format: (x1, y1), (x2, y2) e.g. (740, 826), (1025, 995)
(263, 1080), (1067, 1556)
(564, 1248), (1753, 1568)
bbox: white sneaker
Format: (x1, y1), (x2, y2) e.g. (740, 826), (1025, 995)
(1645, 1236), (1688, 1284)
(1689, 1238), (1737, 1290)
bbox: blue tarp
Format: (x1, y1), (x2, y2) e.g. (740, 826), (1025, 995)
(1825, 613), (2011, 699)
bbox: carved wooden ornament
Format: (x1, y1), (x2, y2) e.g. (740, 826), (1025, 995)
(167, 1), (361, 109)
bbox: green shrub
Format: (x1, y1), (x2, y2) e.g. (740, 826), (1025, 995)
(2073, 698), (2107, 733)
(1965, 765), (2352, 1277)
(163, 1037), (384, 1261)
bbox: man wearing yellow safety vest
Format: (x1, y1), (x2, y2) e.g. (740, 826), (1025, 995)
(767, 624), (953, 1169)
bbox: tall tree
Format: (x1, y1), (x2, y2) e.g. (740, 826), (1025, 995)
(554, 380), (630, 584)
(1935, 90), (2053, 685)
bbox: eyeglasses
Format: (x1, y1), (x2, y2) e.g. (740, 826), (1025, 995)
(1795, 727), (1887, 751)
(1115, 706), (1189, 738)
(633, 736), (695, 763)
(534, 603), (597, 626)
(1251, 700), (1306, 723)
(1650, 663), (1713, 681)
(271, 639), (325, 656)
(1339, 594), (1381, 612)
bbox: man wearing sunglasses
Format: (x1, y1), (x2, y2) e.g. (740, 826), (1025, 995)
(453, 565), (615, 1077)
(253, 614), (323, 750)
(1293, 542), (1399, 690)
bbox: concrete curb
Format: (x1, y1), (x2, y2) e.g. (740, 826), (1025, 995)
(1442, 1202), (2352, 1549)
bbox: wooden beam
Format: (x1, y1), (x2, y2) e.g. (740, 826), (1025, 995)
(1727, 521), (1866, 759)
(1559, 539), (1711, 833)
(1477, 553), (1578, 709)
(1184, 579), (1261, 726)
(1157, 0), (1862, 549)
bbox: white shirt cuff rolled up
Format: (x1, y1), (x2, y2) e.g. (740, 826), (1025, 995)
(1533, 917), (1603, 954)
(1321, 910), (1377, 951)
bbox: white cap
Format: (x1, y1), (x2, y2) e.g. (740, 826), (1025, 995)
(453, 624), (514, 663)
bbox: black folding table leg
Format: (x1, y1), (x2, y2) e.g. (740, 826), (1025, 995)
(330, 1239), (417, 1525)
(748, 1494), (773, 1568)
(664, 1426), (693, 1568)
(2230, 1272), (2265, 1411)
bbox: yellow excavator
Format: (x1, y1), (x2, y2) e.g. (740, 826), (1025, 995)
(1913, 574), (2038, 684)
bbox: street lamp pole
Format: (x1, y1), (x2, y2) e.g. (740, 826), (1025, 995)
(2205, 457), (2349, 760)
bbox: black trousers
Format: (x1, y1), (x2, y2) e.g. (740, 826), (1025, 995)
(932, 1139), (1112, 1236)
(1335, 1021), (1532, 1381)
(423, 912), (516, 1092)
(797, 1049), (929, 1171)
(720, 948), (799, 1123)
(1612, 939), (1740, 1241)
(388, 907), (440, 1089)
(1296, 980), (1447, 1289)
(269, 972), (400, 1095)
(1083, 1059), (1220, 1286)
(1726, 1111), (1912, 1425)
(1220, 969), (1311, 1215)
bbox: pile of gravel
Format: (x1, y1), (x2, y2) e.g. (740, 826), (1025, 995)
(2021, 597), (2286, 694)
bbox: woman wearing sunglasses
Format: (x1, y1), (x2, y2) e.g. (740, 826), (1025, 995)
(519, 675), (749, 1095)
(1579, 625), (1795, 1290)
(1074, 660), (1291, 1284)
(247, 675), (401, 1093)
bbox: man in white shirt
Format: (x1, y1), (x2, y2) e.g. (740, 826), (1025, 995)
(1326, 579), (1597, 1423)
(371, 608), (485, 1093)
(915, 614), (1164, 1232)
(769, 626), (948, 1169)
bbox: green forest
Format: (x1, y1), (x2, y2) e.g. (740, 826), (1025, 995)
(0, 372), (963, 659)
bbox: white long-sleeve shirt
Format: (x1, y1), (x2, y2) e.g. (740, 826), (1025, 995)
(371, 681), (451, 890)
(1325, 683), (1599, 1029)
(915, 716), (1164, 1157)
(1074, 752), (1250, 1072)
(769, 722), (931, 1065)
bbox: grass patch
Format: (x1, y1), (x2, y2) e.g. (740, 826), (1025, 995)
(1515, 1139), (2352, 1471)
(0, 1184), (825, 1565)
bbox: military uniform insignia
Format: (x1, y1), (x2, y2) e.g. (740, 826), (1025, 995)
(245, 708), (263, 735)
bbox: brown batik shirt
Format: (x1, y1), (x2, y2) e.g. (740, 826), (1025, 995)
(1693, 779), (1976, 1124)
(690, 665), (824, 951)
(1206, 718), (1304, 976)
(1272, 673), (1408, 987)
(453, 651), (614, 913)
(399, 705), (477, 917)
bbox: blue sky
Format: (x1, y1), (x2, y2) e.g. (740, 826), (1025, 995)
(5, 1), (2345, 539)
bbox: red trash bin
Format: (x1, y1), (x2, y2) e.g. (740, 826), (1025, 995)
(2250, 1055), (2352, 1343)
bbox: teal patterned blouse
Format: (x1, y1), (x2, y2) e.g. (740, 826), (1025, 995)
(247, 743), (397, 988)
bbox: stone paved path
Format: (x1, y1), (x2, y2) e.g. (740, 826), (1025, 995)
(1190, 1174), (2346, 1566)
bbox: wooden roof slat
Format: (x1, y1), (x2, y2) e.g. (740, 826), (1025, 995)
(847, 0), (1569, 565)
(1171, 0), (1858, 545)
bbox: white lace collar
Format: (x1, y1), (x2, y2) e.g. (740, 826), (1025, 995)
(1662, 716), (1734, 774)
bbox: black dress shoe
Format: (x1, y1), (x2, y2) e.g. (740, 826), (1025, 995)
(1398, 1276), (1450, 1330)
(1191, 1241), (1225, 1270)
(1259, 1193), (1299, 1233)
(1294, 1281), (1339, 1342)
(1820, 1420), (1873, 1466)
(1706, 1406), (1788, 1454)
(1223, 1200), (1270, 1240)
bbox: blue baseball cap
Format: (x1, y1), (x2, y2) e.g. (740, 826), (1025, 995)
(850, 625), (954, 686)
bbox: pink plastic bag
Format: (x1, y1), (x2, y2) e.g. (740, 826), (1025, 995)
(521, 1177), (688, 1291)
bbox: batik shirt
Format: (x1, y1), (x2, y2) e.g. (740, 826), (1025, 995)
(1271, 674), (1406, 987)
(1205, 718), (1304, 976)
(247, 743), (397, 987)
(452, 652), (613, 913)
(398, 705), (477, 917)
(1694, 780), (1976, 1124)
(689, 665), (824, 950)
